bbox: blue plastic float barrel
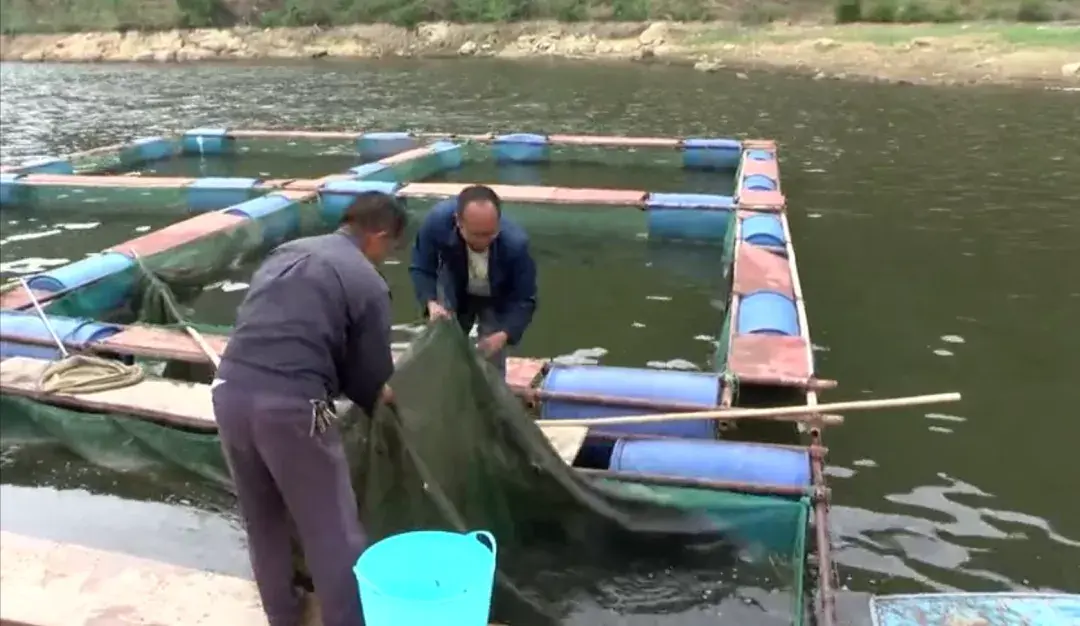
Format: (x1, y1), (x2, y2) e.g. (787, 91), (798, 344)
(609, 438), (811, 488)
(492, 133), (549, 164)
(0, 311), (123, 360)
(0, 172), (27, 207)
(740, 214), (786, 249)
(186, 177), (261, 213)
(736, 290), (799, 336)
(181, 128), (233, 155)
(0, 342), (62, 361)
(541, 365), (719, 439)
(357, 132), (419, 161)
(349, 163), (396, 182)
(355, 530), (497, 626)
(26, 252), (134, 294)
(225, 194), (301, 248)
(682, 138), (742, 171)
(745, 149), (774, 162)
(319, 180), (402, 225)
(742, 174), (778, 192)
(646, 192), (734, 243)
(119, 137), (176, 168)
(16, 157), (74, 176)
(430, 140), (464, 172)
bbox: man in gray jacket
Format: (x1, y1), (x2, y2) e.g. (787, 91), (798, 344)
(213, 191), (407, 626)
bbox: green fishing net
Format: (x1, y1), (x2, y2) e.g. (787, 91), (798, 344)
(4, 275), (809, 624)
(341, 320), (745, 624)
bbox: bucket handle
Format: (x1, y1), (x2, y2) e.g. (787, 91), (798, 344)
(468, 530), (497, 560)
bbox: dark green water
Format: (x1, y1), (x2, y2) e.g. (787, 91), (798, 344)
(1, 58), (1079, 616)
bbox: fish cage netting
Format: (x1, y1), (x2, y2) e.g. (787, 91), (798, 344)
(2, 183), (194, 213)
(0, 320), (809, 626)
(41, 197), (329, 321)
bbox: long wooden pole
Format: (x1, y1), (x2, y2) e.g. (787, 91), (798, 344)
(534, 392), (961, 428)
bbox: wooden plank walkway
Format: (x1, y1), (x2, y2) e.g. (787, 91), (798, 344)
(0, 322), (550, 393)
(0, 531), (267, 625)
(0, 356), (587, 464)
(0, 531), (512, 626)
(0, 531), (518, 621)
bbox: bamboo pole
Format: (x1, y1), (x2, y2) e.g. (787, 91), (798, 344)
(577, 467), (819, 498)
(130, 251), (221, 370)
(534, 392), (961, 428)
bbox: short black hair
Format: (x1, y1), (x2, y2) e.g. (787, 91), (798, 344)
(455, 184), (501, 218)
(341, 191), (408, 237)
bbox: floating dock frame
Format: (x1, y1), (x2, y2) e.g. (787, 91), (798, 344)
(0, 128), (833, 626)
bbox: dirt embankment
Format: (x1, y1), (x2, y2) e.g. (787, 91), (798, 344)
(1, 21), (1078, 87)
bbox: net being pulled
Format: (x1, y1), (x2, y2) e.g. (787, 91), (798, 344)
(343, 320), (742, 625)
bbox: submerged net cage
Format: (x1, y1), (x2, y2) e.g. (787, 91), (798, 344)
(0, 318), (809, 625)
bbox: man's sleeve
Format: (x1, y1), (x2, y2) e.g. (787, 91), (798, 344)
(408, 209), (440, 309)
(340, 283), (395, 416)
(501, 238), (538, 345)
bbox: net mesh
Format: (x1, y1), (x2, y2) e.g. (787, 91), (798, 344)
(7, 183), (190, 212)
(42, 197), (329, 321)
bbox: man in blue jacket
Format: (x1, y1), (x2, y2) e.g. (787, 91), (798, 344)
(409, 184), (537, 374)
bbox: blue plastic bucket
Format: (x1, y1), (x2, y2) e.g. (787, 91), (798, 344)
(354, 530), (498, 626)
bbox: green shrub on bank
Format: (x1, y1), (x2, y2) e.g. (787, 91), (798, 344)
(834, 0), (1072, 23)
(0, 0), (1075, 35)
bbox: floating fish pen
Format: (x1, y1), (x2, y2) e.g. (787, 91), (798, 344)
(0, 129), (836, 625)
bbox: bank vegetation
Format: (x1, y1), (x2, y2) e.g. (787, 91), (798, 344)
(0, 0), (1077, 34)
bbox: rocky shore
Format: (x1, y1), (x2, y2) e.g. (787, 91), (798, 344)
(1, 21), (1078, 87)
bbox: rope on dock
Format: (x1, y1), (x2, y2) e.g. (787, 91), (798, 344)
(18, 253), (217, 396)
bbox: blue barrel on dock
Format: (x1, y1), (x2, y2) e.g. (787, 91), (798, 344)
(430, 140), (464, 172)
(15, 157), (74, 176)
(319, 180), (402, 225)
(541, 365), (719, 439)
(0, 342), (62, 361)
(740, 214), (786, 250)
(224, 193), (301, 248)
(27, 252), (134, 295)
(682, 138), (741, 171)
(0, 310), (123, 360)
(181, 128), (233, 155)
(355, 530), (497, 626)
(186, 177), (261, 213)
(745, 149), (774, 162)
(646, 192), (734, 243)
(736, 290), (799, 336)
(358, 132), (419, 161)
(349, 162), (397, 182)
(609, 438), (811, 488)
(492, 133), (549, 164)
(0, 172), (28, 207)
(742, 173), (778, 192)
(118, 137), (176, 168)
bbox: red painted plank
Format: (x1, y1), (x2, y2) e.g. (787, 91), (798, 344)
(96, 324), (549, 389)
(727, 334), (812, 385)
(733, 244), (795, 298)
(738, 190), (786, 211)
(107, 212), (247, 259)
